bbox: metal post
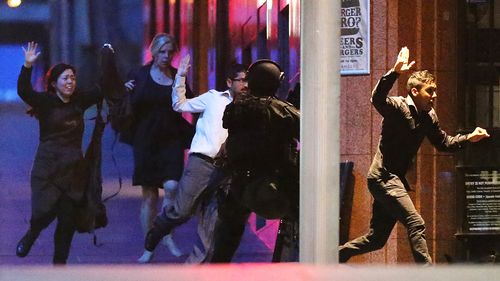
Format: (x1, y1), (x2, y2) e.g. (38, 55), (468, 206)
(300, 0), (340, 264)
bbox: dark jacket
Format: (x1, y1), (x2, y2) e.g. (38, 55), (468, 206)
(368, 71), (469, 188)
(223, 95), (300, 174)
(221, 94), (300, 219)
(120, 63), (194, 147)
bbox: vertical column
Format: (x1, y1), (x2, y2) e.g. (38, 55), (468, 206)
(300, 0), (340, 264)
(73, 0), (90, 78)
(192, 0), (209, 94)
(49, 0), (71, 64)
(215, 0), (229, 91)
(60, 0), (70, 62)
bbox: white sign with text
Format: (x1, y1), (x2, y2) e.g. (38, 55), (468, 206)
(340, 0), (370, 75)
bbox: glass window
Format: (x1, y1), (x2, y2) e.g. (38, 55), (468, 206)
(464, 0), (500, 128)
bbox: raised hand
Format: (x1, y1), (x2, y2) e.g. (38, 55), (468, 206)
(467, 127), (490, 143)
(177, 54), (191, 77)
(393, 46), (415, 74)
(22, 42), (41, 68)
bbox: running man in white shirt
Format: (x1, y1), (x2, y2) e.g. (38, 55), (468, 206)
(139, 55), (248, 263)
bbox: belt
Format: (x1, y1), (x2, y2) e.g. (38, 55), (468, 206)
(190, 152), (214, 164)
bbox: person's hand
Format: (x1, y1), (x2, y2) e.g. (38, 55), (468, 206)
(467, 127), (490, 143)
(392, 46), (415, 74)
(22, 42), (41, 68)
(103, 43), (114, 53)
(177, 54), (191, 77)
(124, 80), (135, 91)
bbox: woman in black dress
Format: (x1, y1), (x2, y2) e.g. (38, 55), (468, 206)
(123, 33), (193, 263)
(15, 42), (103, 264)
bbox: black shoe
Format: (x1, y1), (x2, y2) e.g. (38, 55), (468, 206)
(16, 230), (38, 258)
(52, 258), (67, 265)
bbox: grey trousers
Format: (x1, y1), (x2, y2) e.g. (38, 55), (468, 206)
(339, 176), (432, 264)
(153, 154), (222, 263)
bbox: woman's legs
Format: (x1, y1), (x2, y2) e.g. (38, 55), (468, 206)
(17, 175), (60, 258)
(16, 197), (59, 258)
(52, 195), (76, 265)
(18, 193), (76, 264)
(140, 186), (159, 235)
(16, 213), (56, 258)
(138, 182), (184, 263)
(138, 186), (159, 263)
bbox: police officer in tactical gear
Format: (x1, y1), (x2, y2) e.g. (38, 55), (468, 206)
(210, 59), (300, 262)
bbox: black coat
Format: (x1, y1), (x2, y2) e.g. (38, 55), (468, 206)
(124, 63), (194, 186)
(17, 66), (102, 220)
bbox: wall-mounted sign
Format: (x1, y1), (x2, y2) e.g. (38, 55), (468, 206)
(464, 168), (500, 233)
(340, 0), (370, 75)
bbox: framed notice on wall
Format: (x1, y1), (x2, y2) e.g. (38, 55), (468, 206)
(463, 168), (500, 233)
(340, 0), (370, 75)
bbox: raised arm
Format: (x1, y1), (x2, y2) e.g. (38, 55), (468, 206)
(79, 85), (103, 110)
(392, 46), (415, 74)
(23, 41), (41, 69)
(17, 42), (44, 106)
(371, 47), (416, 116)
(172, 54), (206, 112)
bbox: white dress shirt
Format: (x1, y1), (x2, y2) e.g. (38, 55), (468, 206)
(172, 75), (233, 158)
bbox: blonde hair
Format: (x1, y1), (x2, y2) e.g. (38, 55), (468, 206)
(149, 33), (178, 58)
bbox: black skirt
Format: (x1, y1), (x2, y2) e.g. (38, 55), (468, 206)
(132, 137), (184, 187)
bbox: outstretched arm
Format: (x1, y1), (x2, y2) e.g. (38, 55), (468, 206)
(467, 127), (490, 143)
(426, 113), (490, 152)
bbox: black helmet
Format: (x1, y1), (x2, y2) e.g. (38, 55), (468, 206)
(247, 59), (284, 97)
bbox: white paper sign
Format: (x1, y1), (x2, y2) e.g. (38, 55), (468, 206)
(340, 0), (370, 75)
